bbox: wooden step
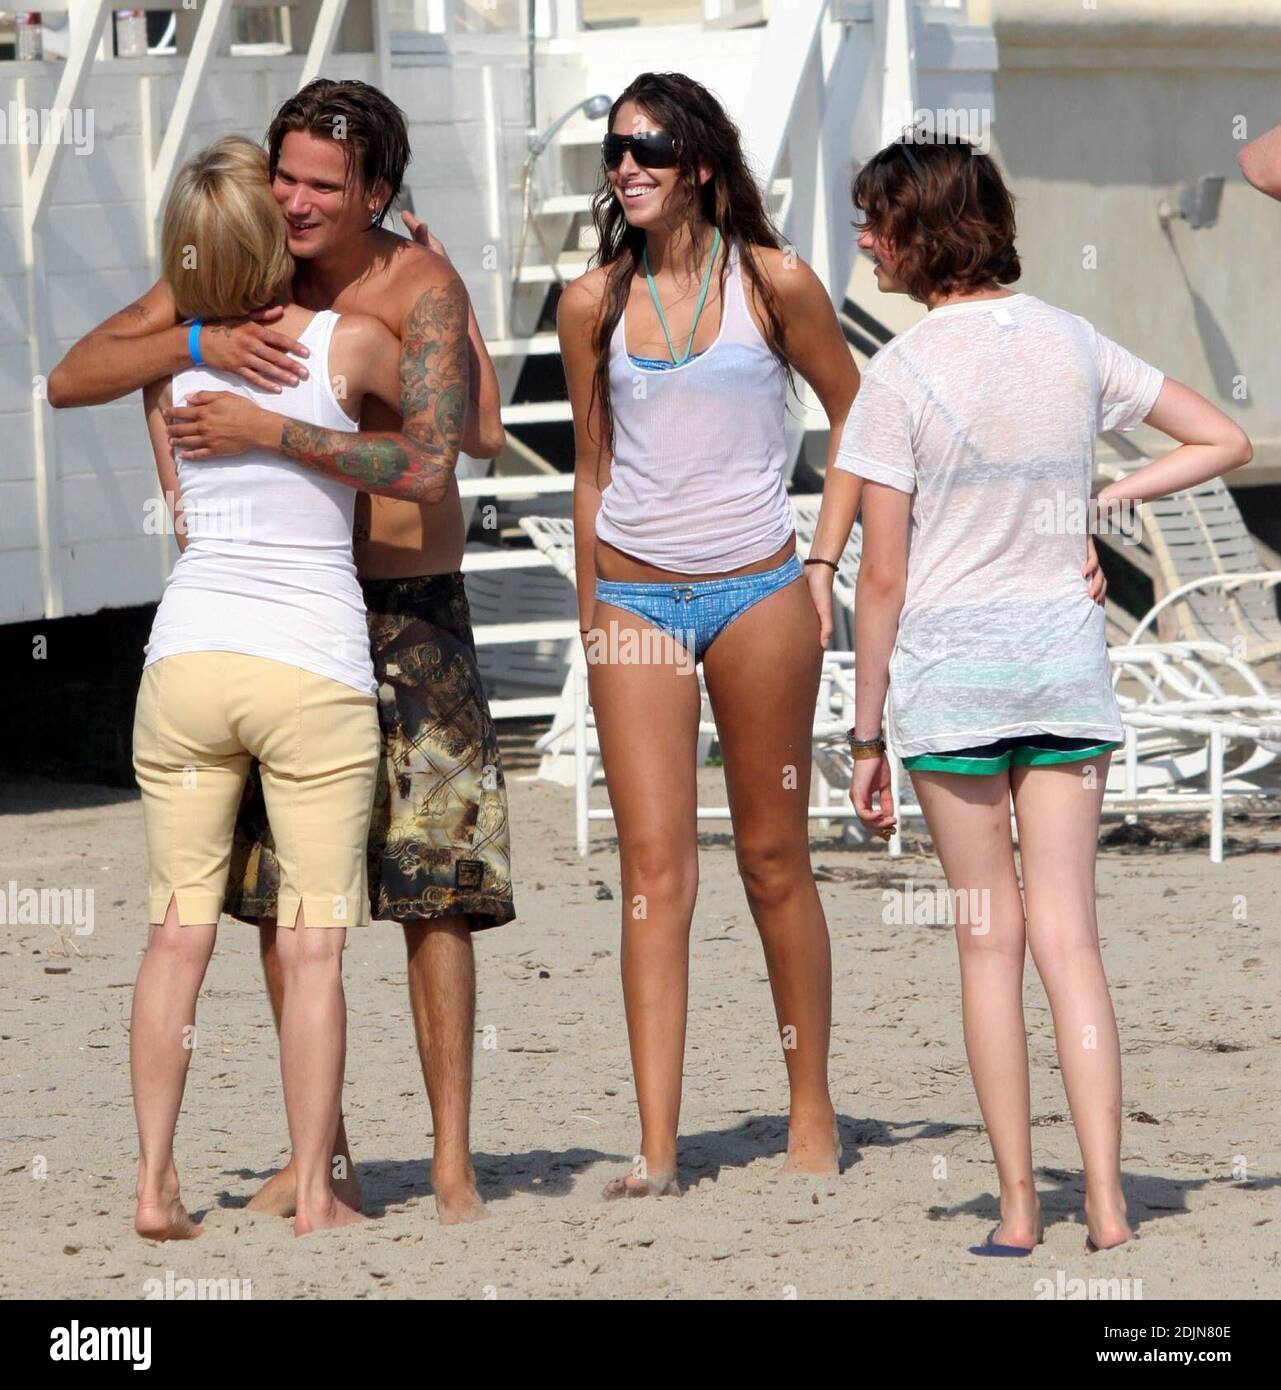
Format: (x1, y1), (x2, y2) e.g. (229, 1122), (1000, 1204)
(538, 192), (594, 215)
(456, 473), (573, 497)
(488, 696), (563, 720)
(516, 255), (593, 284)
(484, 332), (563, 358)
(501, 400), (576, 425)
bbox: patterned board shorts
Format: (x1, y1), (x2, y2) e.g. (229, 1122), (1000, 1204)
(223, 571), (516, 930)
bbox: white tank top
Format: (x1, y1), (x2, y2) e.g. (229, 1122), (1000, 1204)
(595, 238), (794, 573)
(144, 309), (376, 695)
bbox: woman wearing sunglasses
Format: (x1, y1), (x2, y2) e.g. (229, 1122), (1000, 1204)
(821, 137), (1251, 1253)
(557, 72), (860, 1197)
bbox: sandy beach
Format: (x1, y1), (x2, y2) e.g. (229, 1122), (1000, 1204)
(1, 747), (1278, 1301)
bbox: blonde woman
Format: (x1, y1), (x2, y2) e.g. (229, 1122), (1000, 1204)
(130, 137), (404, 1238)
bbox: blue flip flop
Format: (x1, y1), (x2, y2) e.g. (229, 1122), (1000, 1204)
(968, 1225), (1039, 1257)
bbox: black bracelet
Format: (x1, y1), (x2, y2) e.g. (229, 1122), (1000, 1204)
(804, 557), (839, 571)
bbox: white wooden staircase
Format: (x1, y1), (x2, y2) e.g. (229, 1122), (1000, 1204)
(462, 0), (959, 721)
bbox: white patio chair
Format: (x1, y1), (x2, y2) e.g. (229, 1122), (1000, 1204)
(812, 633), (1281, 867)
(1102, 640), (1281, 861)
(1094, 461), (1281, 665)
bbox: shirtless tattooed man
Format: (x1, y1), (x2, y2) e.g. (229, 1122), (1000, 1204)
(50, 79), (515, 1225)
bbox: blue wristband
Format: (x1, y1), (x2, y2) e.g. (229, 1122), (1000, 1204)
(188, 319), (204, 367)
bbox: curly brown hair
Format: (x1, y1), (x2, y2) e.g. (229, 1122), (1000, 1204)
(584, 71), (795, 457)
(851, 137), (1020, 302)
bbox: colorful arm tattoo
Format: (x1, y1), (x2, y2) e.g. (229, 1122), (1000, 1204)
(278, 277), (469, 502)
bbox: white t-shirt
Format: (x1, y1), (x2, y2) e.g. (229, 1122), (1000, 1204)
(835, 292), (1164, 756)
(144, 309), (376, 695)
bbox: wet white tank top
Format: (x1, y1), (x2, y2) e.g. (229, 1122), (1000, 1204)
(144, 309), (376, 694)
(595, 238), (794, 573)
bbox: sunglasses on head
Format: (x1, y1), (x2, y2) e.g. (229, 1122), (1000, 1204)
(602, 130), (680, 170)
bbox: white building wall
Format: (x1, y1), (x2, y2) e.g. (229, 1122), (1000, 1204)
(979, 0), (1281, 472)
(0, 3), (1001, 626)
(0, 47), (537, 625)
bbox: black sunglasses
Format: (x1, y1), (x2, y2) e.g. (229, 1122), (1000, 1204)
(602, 131), (680, 170)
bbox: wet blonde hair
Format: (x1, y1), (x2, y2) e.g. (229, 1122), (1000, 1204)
(161, 136), (293, 319)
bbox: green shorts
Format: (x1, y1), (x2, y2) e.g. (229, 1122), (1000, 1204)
(903, 735), (1121, 776)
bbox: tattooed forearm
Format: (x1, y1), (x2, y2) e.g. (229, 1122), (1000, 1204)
(280, 421), (455, 498)
(277, 277), (469, 502)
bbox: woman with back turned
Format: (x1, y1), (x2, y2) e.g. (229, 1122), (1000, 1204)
(130, 136), (404, 1238)
(815, 136), (1251, 1254)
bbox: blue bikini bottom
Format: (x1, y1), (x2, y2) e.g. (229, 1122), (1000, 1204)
(592, 552), (803, 664)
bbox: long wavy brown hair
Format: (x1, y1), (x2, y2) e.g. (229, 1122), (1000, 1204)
(585, 72), (795, 458)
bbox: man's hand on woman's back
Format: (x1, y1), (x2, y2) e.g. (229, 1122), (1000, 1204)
(197, 307), (311, 393)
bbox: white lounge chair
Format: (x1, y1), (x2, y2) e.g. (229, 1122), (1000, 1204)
(806, 573), (1281, 865)
(521, 508), (1280, 863)
(1094, 460), (1281, 664)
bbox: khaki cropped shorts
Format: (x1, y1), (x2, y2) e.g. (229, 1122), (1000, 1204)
(132, 651), (380, 928)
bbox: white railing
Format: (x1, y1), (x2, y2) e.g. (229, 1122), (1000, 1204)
(735, 0), (917, 476)
(1, 0), (935, 631)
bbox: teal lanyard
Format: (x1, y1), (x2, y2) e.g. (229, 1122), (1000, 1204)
(642, 227), (723, 366)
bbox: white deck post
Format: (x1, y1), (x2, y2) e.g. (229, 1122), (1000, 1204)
(146, 0), (235, 232)
(877, 0), (918, 145)
(738, 0), (828, 192)
(552, 0), (582, 38)
(1124, 724), (1138, 822)
(574, 661), (589, 857)
(17, 0), (113, 622)
(301, 0), (351, 88)
(1210, 724), (1224, 864)
(22, 0), (113, 231)
(372, 0), (393, 93)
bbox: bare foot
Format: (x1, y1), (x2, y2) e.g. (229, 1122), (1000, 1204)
(1084, 1199), (1133, 1252)
(433, 1174), (488, 1225)
(780, 1116), (841, 1176)
(602, 1170), (680, 1199)
(294, 1195), (367, 1237)
(245, 1165), (297, 1218)
(987, 1212), (1044, 1251)
(135, 1195), (202, 1242)
(247, 1159), (363, 1218)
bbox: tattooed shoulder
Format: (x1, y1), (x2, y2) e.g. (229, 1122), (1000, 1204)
(403, 275), (468, 340)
